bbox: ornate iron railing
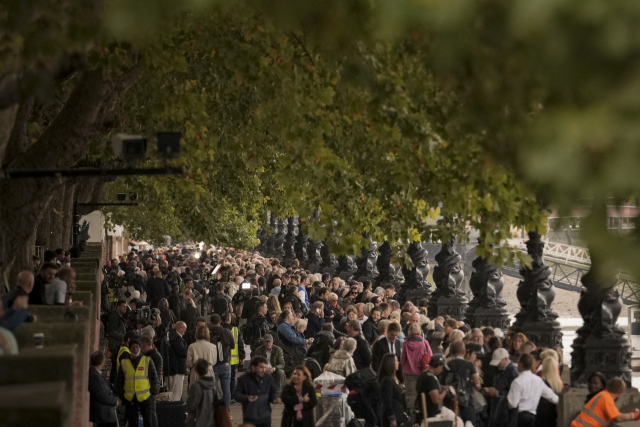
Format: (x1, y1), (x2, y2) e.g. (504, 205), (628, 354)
(503, 256), (639, 305)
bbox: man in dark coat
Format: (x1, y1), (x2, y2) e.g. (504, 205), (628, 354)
(89, 351), (118, 427)
(167, 321), (188, 401)
(345, 319), (372, 370)
(145, 270), (171, 308)
(371, 321), (404, 382)
(233, 356), (282, 427)
(242, 288), (261, 320)
(107, 300), (128, 382)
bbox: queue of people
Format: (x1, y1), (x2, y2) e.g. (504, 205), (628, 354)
(6, 242), (639, 427)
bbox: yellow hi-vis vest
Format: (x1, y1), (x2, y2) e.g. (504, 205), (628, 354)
(109, 289), (118, 303)
(117, 346), (131, 370)
(122, 356), (151, 402)
(230, 326), (239, 365)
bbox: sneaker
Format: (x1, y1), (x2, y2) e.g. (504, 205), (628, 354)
(230, 399), (236, 405)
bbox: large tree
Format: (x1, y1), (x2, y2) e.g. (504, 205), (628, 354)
(2, 0), (639, 283)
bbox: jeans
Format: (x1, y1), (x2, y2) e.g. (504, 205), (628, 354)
(214, 363), (232, 410)
(230, 364), (237, 397)
(124, 396), (157, 427)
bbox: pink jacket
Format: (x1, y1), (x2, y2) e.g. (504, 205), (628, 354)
(401, 335), (432, 375)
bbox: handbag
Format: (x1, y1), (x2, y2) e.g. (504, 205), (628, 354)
(213, 399), (232, 427)
(420, 341), (432, 371)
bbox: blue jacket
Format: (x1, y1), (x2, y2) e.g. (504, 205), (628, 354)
(277, 322), (307, 346)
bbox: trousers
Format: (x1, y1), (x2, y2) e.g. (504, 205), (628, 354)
(517, 411), (535, 427)
(168, 374), (185, 401)
(214, 363), (232, 410)
(124, 396), (157, 427)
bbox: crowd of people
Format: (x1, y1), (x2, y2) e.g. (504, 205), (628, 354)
(2, 242), (640, 427)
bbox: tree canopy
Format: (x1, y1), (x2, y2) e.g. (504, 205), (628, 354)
(1, 0), (640, 282)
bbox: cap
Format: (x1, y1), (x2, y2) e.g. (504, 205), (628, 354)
(490, 348), (510, 366)
(263, 334), (274, 342)
(429, 354), (449, 370)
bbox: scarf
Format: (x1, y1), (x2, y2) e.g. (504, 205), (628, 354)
(294, 386), (304, 420)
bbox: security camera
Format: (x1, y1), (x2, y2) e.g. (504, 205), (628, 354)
(129, 193), (138, 202)
(157, 132), (181, 159)
(111, 133), (147, 161)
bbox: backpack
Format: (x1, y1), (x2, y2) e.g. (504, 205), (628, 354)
(212, 293), (229, 315)
(303, 357), (323, 380)
(210, 329), (231, 363)
(444, 368), (470, 407)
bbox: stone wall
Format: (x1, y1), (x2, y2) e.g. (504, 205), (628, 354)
(0, 243), (103, 427)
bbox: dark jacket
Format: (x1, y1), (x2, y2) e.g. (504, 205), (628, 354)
(247, 313), (272, 347)
(306, 330), (335, 368)
(115, 354), (159, 401)
(380, 376), (406, 427)
(29, 275), (47, 305)
(362, 317), (379, 345)
(89, 367), (118, 424)
(167, 330), (188, 375)
(146, 278), (171, 305)
(145, 348), (163, 377)
(233, 372), (278, 424)
(254, 344), (285, 371)
(107, 310), (127, 351)
(371, 337), (404, 383)
(168, 294), (184, 321)
(352, 333), (372, 370)
(180, 306), (199, 332)
(210, 325), (235, 365)
(186, 376), (216, 427)
(304, 313), (324, 339)
(281, 381), (318, 427)
(242, 296), (261, 320)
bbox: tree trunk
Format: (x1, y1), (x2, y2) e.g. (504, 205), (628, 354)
(49, 181), (66, 250)
(0, 57), (140, 282)
(61, 181), (77, 248)
(35, 197), (54, 248)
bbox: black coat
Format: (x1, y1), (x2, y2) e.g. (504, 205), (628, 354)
(107, 310), (127, 351)
(379, 376), (406, 427)
(242, 296), (261, 320)
(145, 348), (164, 377)
(146, 278), (171, 306)
(280, 381), (318, 427)
(371, 338), (404, 382)
(362, 318), (379, 345)
(352, 333), (372, 370)
(167, 331), (188, 375)
(306, 331), (335, 368)
(304, 313), (324, 339)
(180, 306), (199, 332)
(88, 367), (118, 424)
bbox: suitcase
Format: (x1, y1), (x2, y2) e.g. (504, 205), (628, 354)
(156, 400), (187, 427)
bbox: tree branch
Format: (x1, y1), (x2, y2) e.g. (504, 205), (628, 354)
(8, 51), (140, 171)
(290, 32), (315, 65)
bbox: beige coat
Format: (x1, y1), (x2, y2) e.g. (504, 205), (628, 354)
(324, 349), (357, 378)
(186, 339), (218, 384)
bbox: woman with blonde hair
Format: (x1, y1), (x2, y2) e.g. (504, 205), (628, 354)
(534, 357), (563, 427)
(444, 329), (465, 358)
(363, 302), (374, 317)
(267, 294), (281, 313)
(186, 325), (217, 384)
